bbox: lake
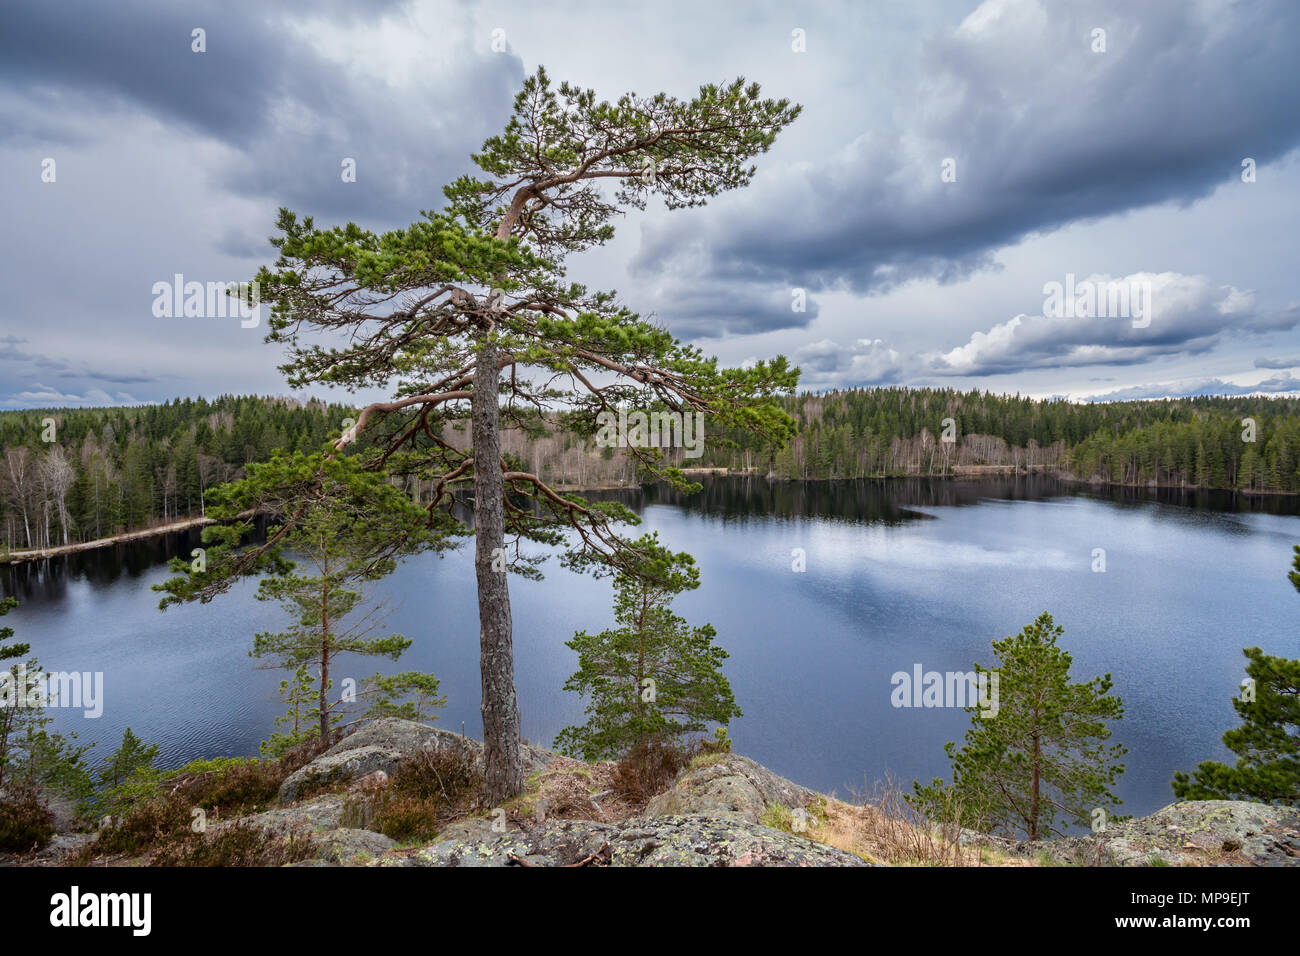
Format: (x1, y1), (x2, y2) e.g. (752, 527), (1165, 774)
(4, 476), (1298, 822)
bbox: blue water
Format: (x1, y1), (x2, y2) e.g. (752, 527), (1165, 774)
(4, 477), (1298, 819)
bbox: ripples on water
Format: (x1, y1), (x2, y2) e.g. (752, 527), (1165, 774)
(4, 476), (1298, 822)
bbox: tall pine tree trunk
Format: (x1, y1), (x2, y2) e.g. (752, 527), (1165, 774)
(320, 558), (332, 742)
(1029, 728), (1041, 840)
(473, 337), (524, 801)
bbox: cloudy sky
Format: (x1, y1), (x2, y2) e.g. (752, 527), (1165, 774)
(2, 0), (1298, 409)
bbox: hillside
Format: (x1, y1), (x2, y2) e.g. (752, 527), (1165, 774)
(18, 719), (1297, 868)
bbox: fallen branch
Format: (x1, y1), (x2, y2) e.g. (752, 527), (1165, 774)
(507, 842), (611, 867)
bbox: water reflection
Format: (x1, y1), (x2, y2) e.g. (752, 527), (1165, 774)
(3, 477), (1298, 824)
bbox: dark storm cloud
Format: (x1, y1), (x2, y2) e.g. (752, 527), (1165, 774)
(0, 0), (524, 224)
(0, 1), (382, 138)
(632, 0), (1300, 336)
(2, 0), (1298, 408)
(642, 282), (820, 338)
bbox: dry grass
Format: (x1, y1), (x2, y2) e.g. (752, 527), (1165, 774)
(500, 755), (646, 827)
(341, 742), (484, 842)
(849, 774), (979, 865)
(762, 774), (1035, 867)
(150, 822), (316, 867)
(0, 783), (55, 853)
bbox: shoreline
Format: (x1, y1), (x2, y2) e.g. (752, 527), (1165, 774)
(1, 515), (218, 564)
(4, 472), (1293, 564)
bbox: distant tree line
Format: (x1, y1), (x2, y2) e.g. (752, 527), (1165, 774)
(691, 388), (1300, 490)
(0, 396), (356, 551)
(4, 388), (1299, 552)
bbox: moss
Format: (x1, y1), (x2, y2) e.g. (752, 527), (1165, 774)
(760, 804), (795, 832)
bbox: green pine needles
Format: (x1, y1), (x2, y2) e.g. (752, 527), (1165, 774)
(554, 534), (741, 761)
(910, 612), (1127, 841)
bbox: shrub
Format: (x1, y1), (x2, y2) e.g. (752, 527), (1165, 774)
(169, 758), (284, 812)
(611, 737), (688, 804)
(0, 784), (55, 852)
(95, 791), (192, 855)
(391, 743), (480, 802)
(368, 795), (443, 842)
(342, 743), (482, 841)
(151, 823), (315, 867)
(89, 739), (333, 860)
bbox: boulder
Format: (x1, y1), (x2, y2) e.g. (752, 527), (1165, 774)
(645, 753), (815, 823)
(221, 794), (396, 864)
(980, 800), (1300, 866)
(276, 718), (555, 803)
(239, 794), (348, 834)
(314, 828), (397, 865)
(382, 813), (872, 867)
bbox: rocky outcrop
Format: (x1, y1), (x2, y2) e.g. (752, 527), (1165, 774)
(994, 800), (1300, 867)
(262, 722), (859, 866)
(645, 754), (815, 823)
(385, 814), (870, 867)
(254, 722), (1300, 867)
(21, 717), (1292, 868)
(276, 718), (555, 804)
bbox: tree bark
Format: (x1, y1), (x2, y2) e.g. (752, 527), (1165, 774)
(320, 557), (331, 743)
(473, 336), (524, 802)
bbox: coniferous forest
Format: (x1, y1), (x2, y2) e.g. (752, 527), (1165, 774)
(4, 388), (1298, 553)
(0, 397), (355, 552)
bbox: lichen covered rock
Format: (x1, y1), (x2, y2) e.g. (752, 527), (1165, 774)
(276, 718), (555, 803)
(381, 813), (871, 867)
(645, 754), (815, 823)
(981, 800), (1300, 866)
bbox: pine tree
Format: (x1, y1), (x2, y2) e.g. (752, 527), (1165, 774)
(96, 726), (159, 790)
(0, 598), (94, 803)
(910, 612), (1127, 840)
(261, 665), (322, 758)
(249, 68), (800, 800)
(1170, 546), (1300, 805)
(554, 534), (741, 760)
(94, 727), (161, 818)
(0, 596), (27, 664)
(359, 671), (447, 724)
(157, 451), (458, 746)
(1170, 647), (1299, 805)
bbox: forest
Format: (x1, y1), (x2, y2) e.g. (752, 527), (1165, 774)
(0, 396), (355, 552)
(2, 387), (1299, 553)
(727, 388), (1300, 487)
